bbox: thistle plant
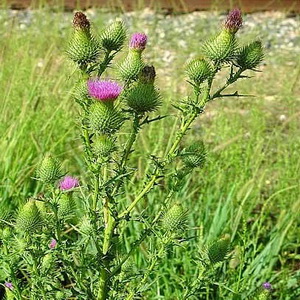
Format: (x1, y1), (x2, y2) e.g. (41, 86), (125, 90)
(0, 9), (267, 300)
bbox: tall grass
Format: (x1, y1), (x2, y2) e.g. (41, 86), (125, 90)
(0, 8), (299, 299)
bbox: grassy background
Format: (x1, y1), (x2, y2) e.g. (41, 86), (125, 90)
(0, 6), (300, 299)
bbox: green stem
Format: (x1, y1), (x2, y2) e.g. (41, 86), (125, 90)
(211, 68), (244, 99)
(126, 237), (170, 300)
(97, 217), (116, 300)
(92, 173), (100, 211)
(98, 50), (113, 77)
(112, 113), (141, 196)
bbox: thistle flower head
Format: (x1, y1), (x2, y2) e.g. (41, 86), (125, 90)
(73, 12), (90, 30)
(262, 282), (272, 290)
(130, 33), (147, 51)
(88, 80), (122, 102)
(49, 239), (57, 249)
(4, 282), (13, 290)
(224, 8), (243, 33)
(59, 176), (79, 191)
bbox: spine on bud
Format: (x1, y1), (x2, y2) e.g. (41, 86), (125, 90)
(100, 21), (126, 52)
(185, 58), (212, 85)
(92, 135), (117, 157)
(36, 154), (61, 183)
(125, 66), (161, 113)
(66, 12), (100, 65)
(88, 102), (124, 134)
(181, 141), (206, 169)
(161, 203), (186, 232)
(119, 33), (148, 81)
(202, 9), (242, 63)
(16, 200), (44, 233)
(236, 41), (264, 70)
(208, 236), (230, 264)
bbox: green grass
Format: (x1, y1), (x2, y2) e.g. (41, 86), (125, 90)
(0, 8), (300, 299)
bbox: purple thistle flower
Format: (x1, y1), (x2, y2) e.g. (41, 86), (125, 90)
(130, 33), (147, 51)
(59, 176), (79, 191)
(49, 238), (57, 249)
(4, 282), (13, 290)
(262, 282), (272, 290)
(224, 8), (243, 33)
(88, 80), (122, 102)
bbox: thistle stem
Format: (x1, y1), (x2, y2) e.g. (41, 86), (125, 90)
(118, 109), (200, 219)
(125, 237), (170, 300)
(112, 113), (141, 196)
(211, 68), (243, 99)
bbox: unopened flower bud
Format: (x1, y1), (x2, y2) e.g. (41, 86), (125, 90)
(16, 200), (44, 233)
(126, 82), (161, 113)
(36, 154), (61, 183)
(67, 12), (100, 65)
(224, 8), (243, 33)
(236, 41), (264, 70)
(58, 194), (77, 219)
(185, 58), (212, 84)
(208, 236), (230, 264)
(100, 20), (126, 51)
(88, 102), (124, 134)
(92, 135), (117, 157)
(161, 203), (186, 232)
(202, 29), (237, 63)
(182, 141), (206, 169)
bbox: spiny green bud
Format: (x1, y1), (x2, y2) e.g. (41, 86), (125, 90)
(185, 58), (212, 84)
(202, 30), (237, 63)
(41, 253), (55, 272)
(89, 102), (124, 134)
(126, 82), (161, 113)
(92, 135), (117, 157)
(58, 194), (77, 219)
(36, 154), (61, 183)
(66, 12), (100, 65)
(208, 236), (230, 264)
(119, 51), (144, 81)
(100, 20), (126, 51)
(161, 203), (186, 232)
(182, 141), (206, 169)
(236, 41), (264, 70)
(16, 200), (44, 233)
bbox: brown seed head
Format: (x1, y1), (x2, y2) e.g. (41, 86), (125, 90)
(73, 12), (90, 30)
